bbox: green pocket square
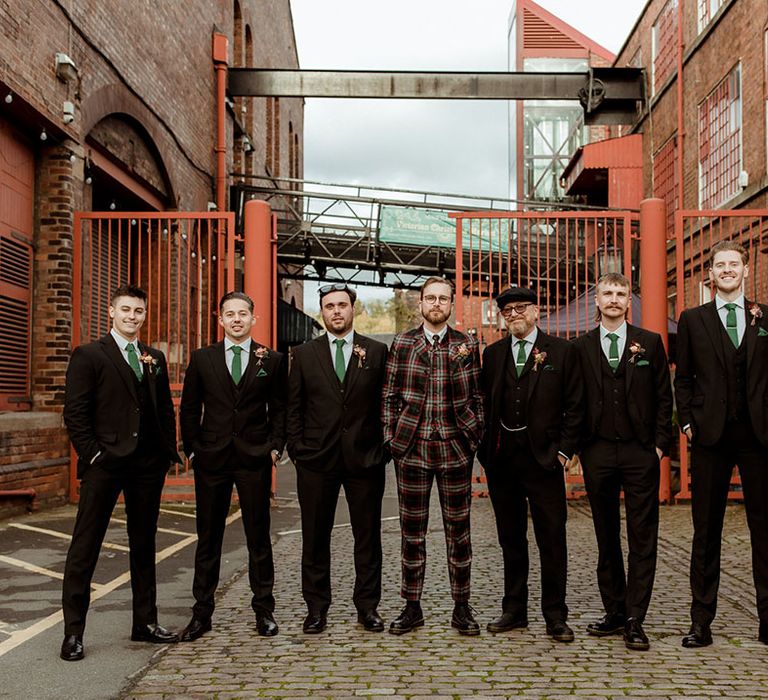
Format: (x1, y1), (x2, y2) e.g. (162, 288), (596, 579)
(758, 327), (768, 337)
(256, 369), (268, 377)
(636, 360), (650, 367)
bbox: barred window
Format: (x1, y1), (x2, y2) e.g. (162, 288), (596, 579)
(653, 137), (678, 234)
(651, 0), (677, 95)
(698, 64), (742, 209)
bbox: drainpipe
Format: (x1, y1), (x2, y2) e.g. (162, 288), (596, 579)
(675, 0), (685, 315)
(212, 33), (229, 213)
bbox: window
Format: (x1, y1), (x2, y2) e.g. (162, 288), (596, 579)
(698, 0), (726, 32)
(698, 64), (742, 209)
(653, 137), (678, 233)
(765, 30), (768, 174)
(651, 0), (677, 95)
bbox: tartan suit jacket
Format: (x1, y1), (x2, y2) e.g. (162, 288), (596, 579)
(382, 325), (484, 460)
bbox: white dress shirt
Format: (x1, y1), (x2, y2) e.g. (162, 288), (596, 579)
(715, 293), (745, 346)
(327, 329), (354, 368)
(600, 321), (627, 363)
(224, 336), (252, 376)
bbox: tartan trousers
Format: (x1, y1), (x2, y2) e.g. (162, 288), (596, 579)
(395, 436), (474, 603)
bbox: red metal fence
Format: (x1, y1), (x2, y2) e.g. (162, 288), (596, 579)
(451, 210), (640, 498)
(673, 209), (768, 501)
(71, 211), (236, 500)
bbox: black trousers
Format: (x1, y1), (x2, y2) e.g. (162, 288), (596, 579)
(191, 456), (275, 620)
(296, 456), (385, 614)
(62, 457), (166, 636)
(690, 420), (768, 626)
(486, 437), (568, 624)
(581, 438), (659, 621)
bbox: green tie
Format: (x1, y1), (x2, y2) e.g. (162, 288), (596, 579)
(724, 303), (739, 347)
(125, 342), (142, 380)
(606, 332), (620, 370)
(334, 338), (346, 382)
(515, 340), (527, 377)
(231, 345), (243, 384)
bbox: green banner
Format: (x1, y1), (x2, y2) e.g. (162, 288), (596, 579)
(379, 206), (508, 252)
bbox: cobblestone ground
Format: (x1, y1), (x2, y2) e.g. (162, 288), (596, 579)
(122, 475), (768, 699)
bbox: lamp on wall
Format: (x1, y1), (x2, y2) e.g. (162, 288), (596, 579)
(55, 53), (78, 83)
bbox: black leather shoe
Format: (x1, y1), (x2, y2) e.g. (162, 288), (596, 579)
(486, 612), (528, 633)
(60, 634), (84, 661)
(256, 610), (278, 637)
(357, 609), (384, 632)
(681, 622), (712, 648)
(131, 623), (179, 643)
(759, 621), (768, 644)
(180, 617), (212, 642)
(388, 603), (424, 635)
(302, 612), (327, 634)
(586, 612), (626, 637)
(624, 617), (650, 651)
(546, 620), (575, 643)
(451, 603), (480, 636)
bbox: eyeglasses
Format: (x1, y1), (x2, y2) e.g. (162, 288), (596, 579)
(500, 302), (534, 317)
(422, 294), (452, 305)
(319, 283), (352, 295)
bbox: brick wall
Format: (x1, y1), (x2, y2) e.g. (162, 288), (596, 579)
(0, 0), (302, 512)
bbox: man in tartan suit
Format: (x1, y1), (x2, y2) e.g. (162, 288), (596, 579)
(382, 277), (484, 636)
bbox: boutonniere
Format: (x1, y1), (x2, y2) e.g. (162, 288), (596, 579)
(253, 346), (269, 376)
(750, 303), (763, 326)
(139, 352), (159, 375)
(453, 343), (472, 362)
(352, 344), (366, 368)
(532, 347), (547, 371)
(628, 340), (646, 364)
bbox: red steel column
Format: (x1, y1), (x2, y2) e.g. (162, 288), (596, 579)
(244, 199), (273, 346)
(212, 33), (228, 214)
(639, 197), (671, 503)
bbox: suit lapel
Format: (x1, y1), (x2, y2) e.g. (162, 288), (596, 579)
(526, 331), (546, 401)
(344, 333), (364, 395)
(313, 335), (343, 395)
(237, 341), (265, 399)
(624, 324), (639, 393)
(701, 301), (727, 369)
(101, 334), (139, 404)
(586, 328), (603, 388)
(208, 341), (236, 401)
(137, 341), (158, 407)
(745, 299), (758, 370)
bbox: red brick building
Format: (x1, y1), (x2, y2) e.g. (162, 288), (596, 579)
(0, 1), (303, 515)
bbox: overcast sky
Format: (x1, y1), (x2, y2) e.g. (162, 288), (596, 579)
(289, 0), (648, 306)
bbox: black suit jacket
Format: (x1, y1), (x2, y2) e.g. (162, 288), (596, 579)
(64, 334), (180, 478)
(179, 340), (287, 469)
(574, 324), (673, 454)
(287, 332), (388, 471)
(674, 300), (768, 447)
(478, 329), (583, 471)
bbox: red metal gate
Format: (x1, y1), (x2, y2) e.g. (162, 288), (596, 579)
(451, 210), (640, 498)
(673, 209), (768, 501)
(71, 211), (236, 501)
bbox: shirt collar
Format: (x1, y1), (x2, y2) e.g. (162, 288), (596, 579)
(111, 328), (138, 349)
(600, 321), (627, 341)
(327, 329), (354, 348)
(715, 293), (744, 311)
(510, 326), (538, 348)
(424, 325), (448, 344)
(224, 336), (252, 352)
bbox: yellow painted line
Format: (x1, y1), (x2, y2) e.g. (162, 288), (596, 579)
(0, 555), (107, 592)
(0, 509), (241, 657)
(109, 517), (192, 538)
(8, 523), (130, 553)
(159, 507), (197, 519)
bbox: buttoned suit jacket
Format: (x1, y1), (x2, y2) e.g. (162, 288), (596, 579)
(381, 325), (484, 460)
(287, 332), (389, 471)
(574, 324), (673, 454)
(180, 340), (287, 470)
(64, 334), (180, 478)
(674, 300), (768, 447)
(478, 329), (583, 472)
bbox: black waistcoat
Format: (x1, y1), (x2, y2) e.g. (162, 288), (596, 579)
(500, 348), (530, 430)
(134, 371), (161, 454)
(597, 351), (634, 441)
(719, 323), (748, 422)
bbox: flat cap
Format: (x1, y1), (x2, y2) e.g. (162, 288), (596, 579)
(495, 286), (537, 308)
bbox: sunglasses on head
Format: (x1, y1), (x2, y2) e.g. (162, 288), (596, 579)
(319, 283), (351, 295)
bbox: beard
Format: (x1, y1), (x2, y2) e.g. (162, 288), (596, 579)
(421, 307), (450, 325)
